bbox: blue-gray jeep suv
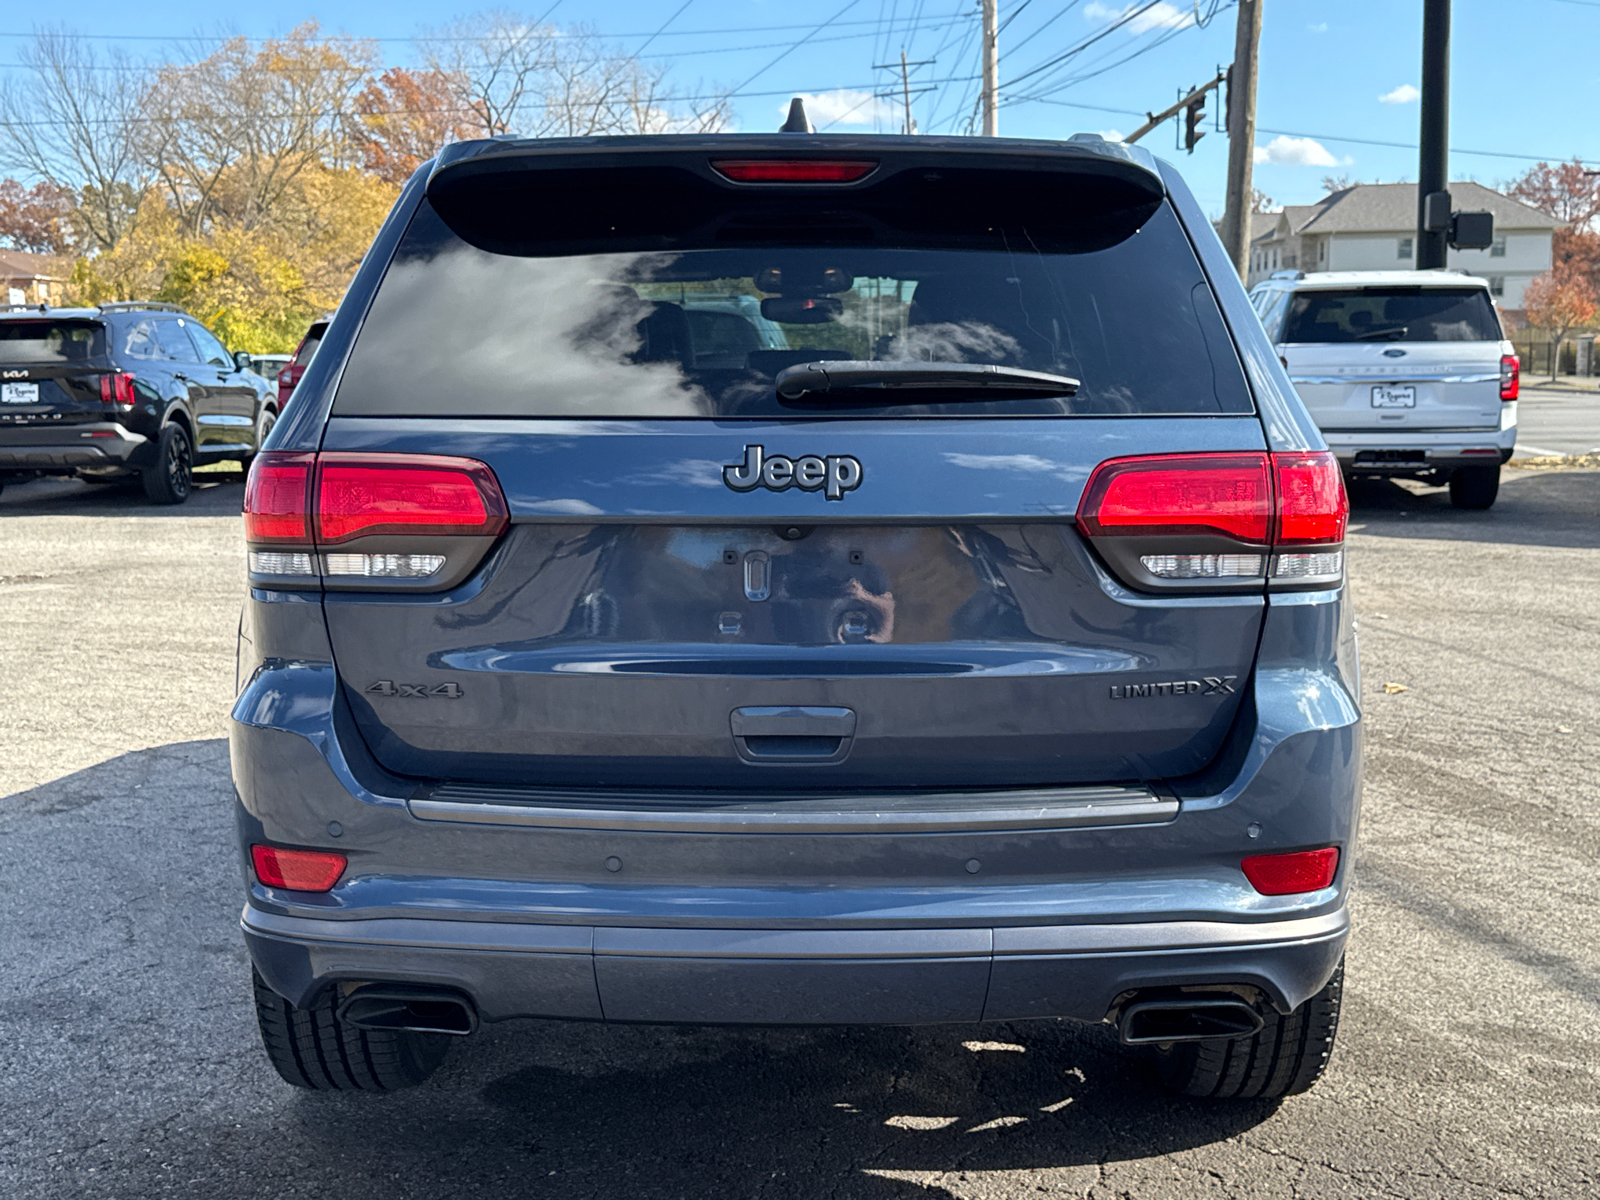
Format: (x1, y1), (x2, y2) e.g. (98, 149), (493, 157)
(232, 131), (1360, 1099)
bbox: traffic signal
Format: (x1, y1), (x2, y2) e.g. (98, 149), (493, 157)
(1184, 95), (1206, 153)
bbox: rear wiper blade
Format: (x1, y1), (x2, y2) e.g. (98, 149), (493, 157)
(775, 360), (1079, 400)
(1353, 325), (1409, 341)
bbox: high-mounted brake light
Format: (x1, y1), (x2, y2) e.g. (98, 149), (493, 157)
(1077, 450), (1347, 590)
(711, 159), (878, 184)
(1241, 847), (1339, 896)
(251, 844), (347, 892)
(99, 373), (137, 409)
(1499, 353), (1519, 401)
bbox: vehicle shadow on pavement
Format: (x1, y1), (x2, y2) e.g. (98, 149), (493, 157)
(1346, 468), (1600, 549)
(0, 472), (245, 517)
(3, 741), (1280, 1199)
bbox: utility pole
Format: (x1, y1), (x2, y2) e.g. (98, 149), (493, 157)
(900, 50), (915, 135)
(981, 0), (999, 137)
(1417, 0), (1451, 269)
(1221, 0), (1263, 281)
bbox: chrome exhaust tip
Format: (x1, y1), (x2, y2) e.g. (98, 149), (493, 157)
(337, 985), (478, 1036)
(1118, 998), (1264, 1045)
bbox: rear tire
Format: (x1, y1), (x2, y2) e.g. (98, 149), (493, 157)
(1448, 464), (1499, 509)
(142, 423), (193, 505)
(251, 969), (451, 1091)
(1153, 959), (1343, 1099)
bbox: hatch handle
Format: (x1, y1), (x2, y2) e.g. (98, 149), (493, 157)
(730, 706), (856, 764)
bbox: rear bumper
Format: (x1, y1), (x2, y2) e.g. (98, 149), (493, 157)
(0, 423), (148, 471)
(1322, 422), (1517, 472)
(242, 904), (1350, 1025)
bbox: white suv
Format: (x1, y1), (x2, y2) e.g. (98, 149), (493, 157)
(1248, 270), (1518, 509)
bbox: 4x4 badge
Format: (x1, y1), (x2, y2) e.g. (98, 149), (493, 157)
(366, 680), (463, 699)
(724, 444), (863, 501)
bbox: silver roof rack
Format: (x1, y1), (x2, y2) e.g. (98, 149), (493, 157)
(97, 301), (185, 314)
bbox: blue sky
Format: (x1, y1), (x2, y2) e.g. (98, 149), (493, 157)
(2, 0), (1594, 215)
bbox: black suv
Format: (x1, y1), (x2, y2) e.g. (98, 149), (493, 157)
(0, 301), (277, 504)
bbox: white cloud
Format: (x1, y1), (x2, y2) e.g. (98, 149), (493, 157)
(1379, 83), (1420, 105)
(1097, 128), (1126, 141)
(1308, 22), (1329, 33)
(781, 89), (895, 128)
(1084, 2), (1195, 34)
(1253, 135), (1348, 167)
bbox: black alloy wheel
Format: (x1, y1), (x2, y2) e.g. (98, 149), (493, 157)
(143, 423), (193, 505)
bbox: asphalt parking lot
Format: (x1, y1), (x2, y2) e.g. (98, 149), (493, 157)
(1, 465), (1597, 1199)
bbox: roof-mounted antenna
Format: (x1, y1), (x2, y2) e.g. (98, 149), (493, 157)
(779, 97), (814, 133)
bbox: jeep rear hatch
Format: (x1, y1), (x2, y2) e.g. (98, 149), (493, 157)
(291, 139), (1309, 790)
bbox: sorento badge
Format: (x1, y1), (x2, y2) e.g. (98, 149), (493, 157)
(723, 444), (863, 501)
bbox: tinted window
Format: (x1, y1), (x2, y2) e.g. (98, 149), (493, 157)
(335, 195), (1252, 419)
(156, 320), (201, 362)
(0, 320), (105, 363)
(292, 324), (326, 367)
(184, 321), (232, 367)
(1282, 287), (1501, 343)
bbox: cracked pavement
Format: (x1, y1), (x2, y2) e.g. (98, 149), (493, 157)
(1, 468), (1596, 1199)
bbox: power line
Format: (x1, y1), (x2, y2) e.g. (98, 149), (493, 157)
(633, 0), (696, 56)
(1018, 96), (1583, 163)
(727, 0), (866, 96)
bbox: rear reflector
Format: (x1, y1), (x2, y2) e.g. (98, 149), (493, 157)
(316, 454), (509, 543)
(1077, 453), (1272, 543)
(711, 159), (878, 183)
(243, 452), (314, 542)
(1241, 847), (1339, 895)
(251, 844), (347, 892)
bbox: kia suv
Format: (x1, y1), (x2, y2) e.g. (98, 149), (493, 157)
(0, 301), (276, 504)
(1249, 270), (1518, 509)
(234, 133), (1360, 1100)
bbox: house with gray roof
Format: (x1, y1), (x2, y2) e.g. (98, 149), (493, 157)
(1246, 182), (1562, 310)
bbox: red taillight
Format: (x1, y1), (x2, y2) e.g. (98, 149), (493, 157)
(1272, 451), (1348, 545)
(315, 454), (509, 543)
(1499, 353), (1519, 401)
(99, 372), (137, 408)
(1077, 453), (1273, 543)
(711, 159), (878, 184)
(243, 452), (313, 542)
(251, 844), (347, 892)
(1241, 847), (1339, 895)
(1076, 449), (1347, 589)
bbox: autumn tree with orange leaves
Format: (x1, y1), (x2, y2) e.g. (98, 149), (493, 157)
(1523, 264), (1598, 382)
(350, 68), (477, 185)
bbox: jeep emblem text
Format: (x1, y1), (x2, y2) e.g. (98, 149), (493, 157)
(723, 444), (863, 501)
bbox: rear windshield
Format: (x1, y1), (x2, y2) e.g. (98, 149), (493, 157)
(334, 174), (1251, 419)
(292, 326), (326, 367)
(0, 320), (106, 364)
(1281, 286), (1501, 343)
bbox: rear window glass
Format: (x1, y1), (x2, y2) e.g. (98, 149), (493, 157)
(0, 320), (106, 363)
(334, 176), (1252, 419)
(292, 326), (326, 367)
(1281, 286), (1501, 343)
